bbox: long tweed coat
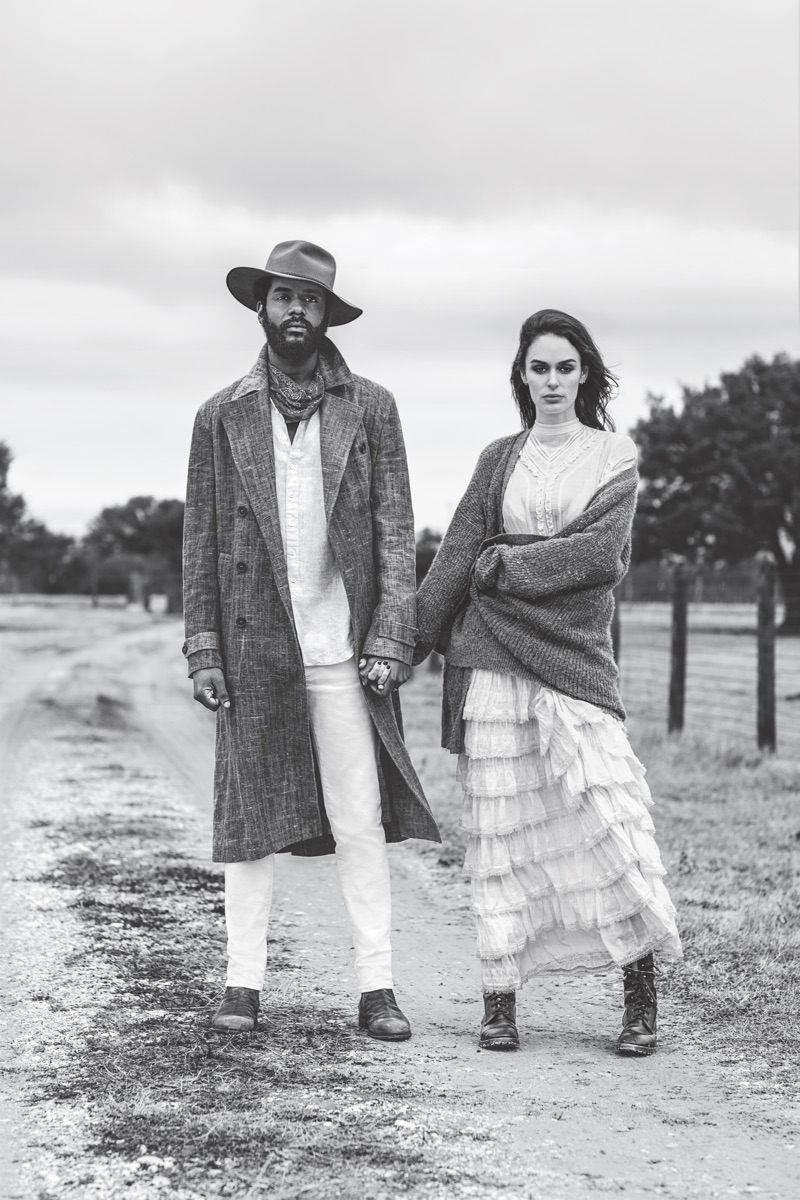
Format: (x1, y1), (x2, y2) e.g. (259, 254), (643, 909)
(182, 339), (441, 862)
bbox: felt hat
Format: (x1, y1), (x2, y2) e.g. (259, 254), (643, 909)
(226, 240), (362, 325)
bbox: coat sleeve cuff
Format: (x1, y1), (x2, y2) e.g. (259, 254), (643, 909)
(186, 648), (224, 677)
(361, 634), (415, 666)
(182, 631), (220, 656)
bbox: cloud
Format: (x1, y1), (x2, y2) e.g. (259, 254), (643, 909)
(0, 0), (797, 537)
(2, 196), (796, 536)
(3, 192), (795, 383)
(2, 0), (797, 236)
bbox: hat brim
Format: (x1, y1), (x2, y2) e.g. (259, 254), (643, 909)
(226, 267), (362, 326)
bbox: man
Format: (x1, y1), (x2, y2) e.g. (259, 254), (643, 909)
(182, 239), (440, 1040)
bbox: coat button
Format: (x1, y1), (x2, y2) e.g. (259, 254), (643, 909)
(358, 441), (367, 453)
(237, 505), (248, 516)
(236, 617), (247, 627)
(236, 561), (248, 572)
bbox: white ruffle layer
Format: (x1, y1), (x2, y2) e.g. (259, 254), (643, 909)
(459, 729), (648, 801)
(461, 779), (654, 840)
(462, 670), (682, 988)
(464, 816), (661, 880)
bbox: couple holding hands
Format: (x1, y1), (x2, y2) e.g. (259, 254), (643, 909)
(182, 240), (681, 1057)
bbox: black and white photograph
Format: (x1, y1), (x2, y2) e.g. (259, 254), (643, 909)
(1, 1), (798, 1197)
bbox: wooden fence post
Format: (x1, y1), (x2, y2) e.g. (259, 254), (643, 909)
(668, 560), (688, 733)
(756, 552), (776, 752)
(88, 555), (99, 609)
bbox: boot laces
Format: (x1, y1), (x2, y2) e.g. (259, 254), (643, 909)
(486, 992), (514, 1019)
(624, 968), (656, 1020)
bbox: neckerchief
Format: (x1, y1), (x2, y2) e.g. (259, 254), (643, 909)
(268, 364), (326, 423)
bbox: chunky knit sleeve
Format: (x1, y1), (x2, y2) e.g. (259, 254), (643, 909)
(413, 444), (500, 663)
(475, 466), (637, 603)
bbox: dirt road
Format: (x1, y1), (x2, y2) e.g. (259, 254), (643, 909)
(1, 604), (797, 1198)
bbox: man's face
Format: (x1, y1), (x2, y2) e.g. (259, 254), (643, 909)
(260, 277), (328, 364)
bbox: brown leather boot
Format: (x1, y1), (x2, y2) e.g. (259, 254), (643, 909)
(211, 986), (259, 1032)
(616, 954), (657, 1055)
(479, 991), (519, 1050)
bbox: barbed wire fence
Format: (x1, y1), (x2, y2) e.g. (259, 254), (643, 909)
(615, 556), (799, 758)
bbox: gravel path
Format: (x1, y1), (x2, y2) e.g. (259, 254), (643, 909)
(1, 603), (797, 1198)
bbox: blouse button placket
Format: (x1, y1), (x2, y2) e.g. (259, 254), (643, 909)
(286, 440), (300, 587)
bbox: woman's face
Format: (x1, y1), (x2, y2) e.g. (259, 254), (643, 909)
(521, 333), (588, 423)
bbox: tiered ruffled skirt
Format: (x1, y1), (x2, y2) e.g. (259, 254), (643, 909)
(460, 670), (682, 992)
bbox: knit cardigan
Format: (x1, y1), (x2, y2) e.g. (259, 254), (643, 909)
(414, 431), (637, 752)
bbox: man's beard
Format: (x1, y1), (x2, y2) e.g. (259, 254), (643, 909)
(262, 314), (327, 365)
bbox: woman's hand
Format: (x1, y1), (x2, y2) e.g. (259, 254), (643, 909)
(358, 656), (411, 696)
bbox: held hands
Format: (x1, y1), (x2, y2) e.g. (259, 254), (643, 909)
(192, 667), (231, 711)
(193, 660), (408, 707)
(358, 656), (410, 696)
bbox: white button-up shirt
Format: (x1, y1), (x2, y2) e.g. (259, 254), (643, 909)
(271, 401), (354, 666)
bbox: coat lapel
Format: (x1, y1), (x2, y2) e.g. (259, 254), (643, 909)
(218, 340), (362, 623)
(219, 360), (295, 625)
(320, 392), (363, 521)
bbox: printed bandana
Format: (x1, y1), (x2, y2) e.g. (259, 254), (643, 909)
(268, 365), (326, 424)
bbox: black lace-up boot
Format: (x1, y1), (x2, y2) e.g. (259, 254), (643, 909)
(479, 991), (519, 1050)
(616, 953), (657, 1055)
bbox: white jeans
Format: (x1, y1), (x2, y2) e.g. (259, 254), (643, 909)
(224, 656), (393, 994)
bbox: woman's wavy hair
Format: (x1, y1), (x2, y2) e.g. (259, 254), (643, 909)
(510, 309), (618, 430)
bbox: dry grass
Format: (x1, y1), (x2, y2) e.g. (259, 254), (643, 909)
(28, 821), (503, 1199)
(630, 725), (800, 1082)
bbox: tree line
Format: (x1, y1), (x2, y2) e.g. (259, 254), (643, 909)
(1, 353), (798, 629)
(0, 446), (184, 611)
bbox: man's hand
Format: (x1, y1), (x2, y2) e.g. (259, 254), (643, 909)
(192, 667), (231, 711)
(358, 656), (411, 696)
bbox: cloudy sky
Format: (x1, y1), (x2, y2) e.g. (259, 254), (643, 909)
(1, 0), (797, 536)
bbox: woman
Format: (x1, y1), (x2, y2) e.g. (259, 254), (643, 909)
(414, 310), (681, 1055)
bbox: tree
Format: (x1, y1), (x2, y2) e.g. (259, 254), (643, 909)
(85, 495), (182, 564)
(0, 441), (78, 592)
(85, 496), (184, 611)
(632, 354), (800, 632)
(0, 441), (26, 558)
(6, 519), (76, 592)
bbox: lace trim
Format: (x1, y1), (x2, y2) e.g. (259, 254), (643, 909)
(526, 425), (593, 472)
(520, 427), (597, 535)
(474, 890), (679, 948)
(478, 931), (682, 983)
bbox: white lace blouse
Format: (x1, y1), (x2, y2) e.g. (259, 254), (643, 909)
(502, 417), (638, 537)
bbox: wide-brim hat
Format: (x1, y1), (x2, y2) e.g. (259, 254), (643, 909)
(226, 239), (362, 326)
